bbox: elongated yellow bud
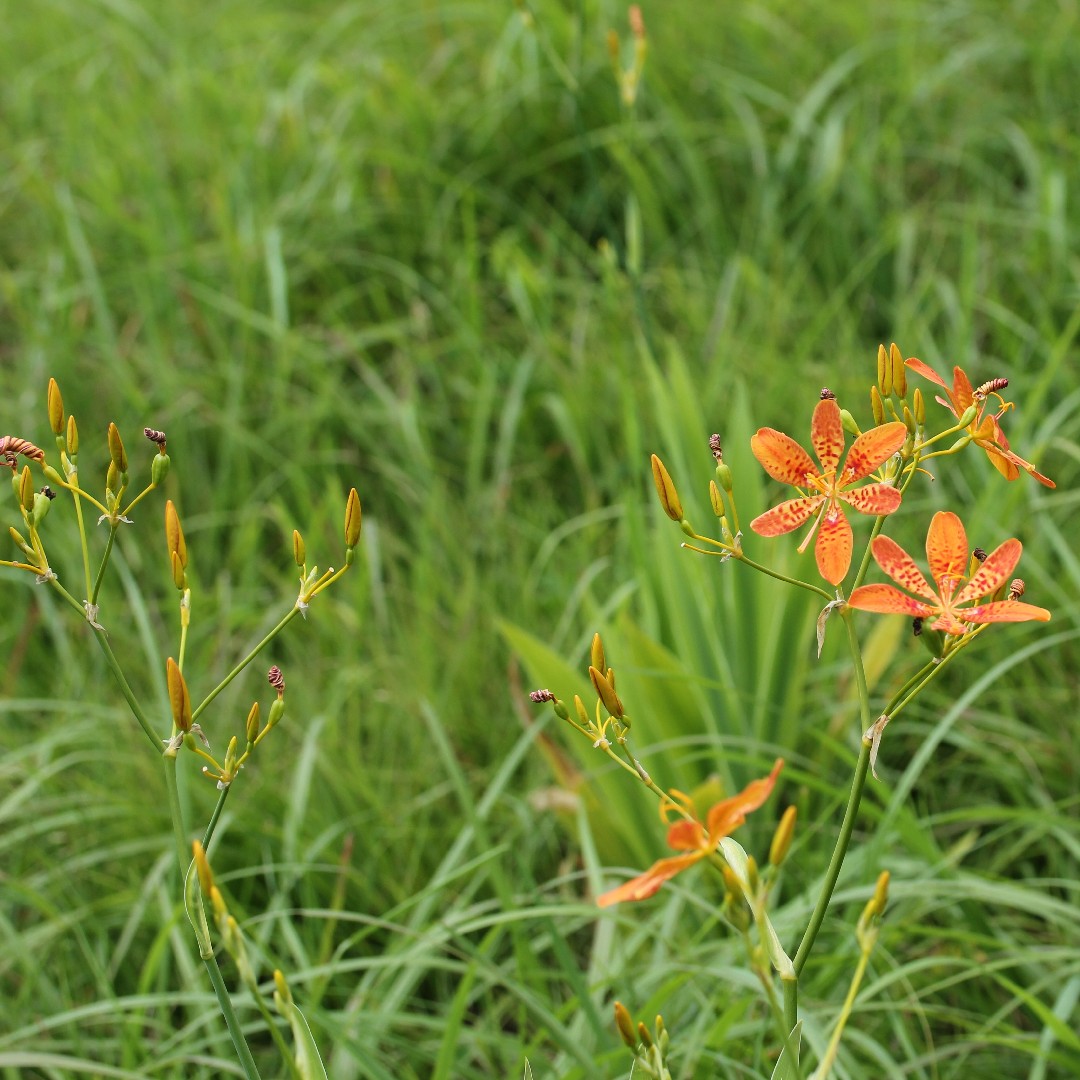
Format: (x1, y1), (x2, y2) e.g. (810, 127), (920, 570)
(890, 343), (907, 398)
(18, 465), (33, 511)
(769, 805), (797, 867)
(166, 657), (192, 732)
(292, 529), (306, 567)
(709, 479), (724, 517)
(66, 414), (79, 457)
(590, 632), (605, 673)
(589, 665), (624, 719)
(107, 422), (127, 472)
(345, 487), (362, 548)
(870, 385), (885, 425)
(165, 500), (188, 567)
(913, 387), (925, 427)
(47, 378), (64, 435)
(246, 702), (261, 743)
(877, 343), (892, 396)
(614, 1001), (637, 1048)
(650, 454), (683, 522)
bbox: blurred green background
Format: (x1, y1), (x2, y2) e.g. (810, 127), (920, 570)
(2, 1), (1078, 1076)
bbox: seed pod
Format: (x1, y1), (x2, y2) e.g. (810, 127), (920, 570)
(151, 453), (171, 486)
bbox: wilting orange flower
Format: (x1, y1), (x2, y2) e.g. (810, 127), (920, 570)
(906, 358), (1054, 488)
(847, 510), (1050, 635)
(597, 759), (783, 907)
(750, 399), (907, 585)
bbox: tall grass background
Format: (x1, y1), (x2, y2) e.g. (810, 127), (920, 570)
(1, 0), (1078, 1076)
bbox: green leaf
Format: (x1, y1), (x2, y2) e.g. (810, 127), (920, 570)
(770, 1021), (803, 1080)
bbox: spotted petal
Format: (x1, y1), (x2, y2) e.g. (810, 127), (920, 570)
(870, 534), (938, 602)
(596, 852), (705, 907)
(839, 483), (902, 517)
(751, 496), (822, 537)
(843, 422), (907, 481)
(847, 583), (935, 618)
(955, 538), (1022, 605)
(751, 428), (817, 485)
(815, 506), (853, 585)
(925, 511), (969, 600)
(706, 759), (783, 841)
(959, 600), (1051, 625)
(811, 399), (845, 473)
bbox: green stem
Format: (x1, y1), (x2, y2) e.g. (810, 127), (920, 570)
(202, 786), (232, 852)
(90, 622), (161, 752)
(734, 552), (833, 601)
(203, 950), (263, 1080)
(91, 524), (118, 605)
(163, 753), (188, 873)
(192, 605), (300, 722)
(783, 977), (798, 1038)
(67, 475), (94, 602)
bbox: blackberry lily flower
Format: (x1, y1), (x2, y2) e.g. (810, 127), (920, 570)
(750, 399), (907, 585)
(597, 760), (783, 907)
(847, 510), (1050, 635)
(906, 358), (1054, 488)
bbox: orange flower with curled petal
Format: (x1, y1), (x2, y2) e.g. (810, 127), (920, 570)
(750, 399), (907, 585)
(847, 510), (1050, 635)
(906, 358), (1054, 488)
(597, 759), (783, 907)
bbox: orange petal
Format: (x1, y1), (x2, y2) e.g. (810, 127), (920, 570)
(931, 613), (970, 636)
(811, 399), (845, 473)
(751, 428), (817, 485)
(959, 600), (1051, 625)
(815, 506), (852, 585)
(870, 535), (938, 602)
(706, 758), (783, 840)
(596, 852), (704, 907)
(925, 511), (969, 600)
(840, 483), (902, 517)
(982, 442), (1021, 481)
(843, 422), (907, 481)
(951, 366), (975, 415)
(750, 497), (821, 537)
(955, 538), (1022, 604)
(987, 440), (1055, 489)
(905, 357), (948, 390)
(666, 818), (707, 852)
(847, 583), (935, 617)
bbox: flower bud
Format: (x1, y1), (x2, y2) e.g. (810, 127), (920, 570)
(769, 805), (797, 867)
(589, 665), (624, 719)
(166, 657), (192, 732)
(957, 404), (979, 428)
(273, 969), (292, 1007)
(636, 1022), (653, 1050)
(614, 1001), (637, 1048)
(590, 632), (605, 674)
(745, 855), (760, 895)
(18, 466), (33, 511)
(170, 551), (186, 591)
(192, 840), (214, 896)
(31, 490), (52, 525)
(245, 702), (261, 744)
(43, 464), (65, 488)
(890, 343), (907, 398)
(650, 454), (683, 522)
(345, 487), (362, 548)
(903, 404), (916, 434)
(9, 526), (35, 559)
(107, 422), (127, 472)
(839, 409), (862, 438)
(871, 869), (890, 917)
(293, 529), (306, 567)
(106, 460), (120, 495)
(573, 695), (590, 727)
(870, 385), (885, 425)
(165, 500), (188, 567)
(151, 453), (171, 486)
(66, 414), (79, 457)
(913, 387), (925, 427)
(876, 343), (892, 396)
(709, 480), (724, 517)
(47, 378), (64, 436)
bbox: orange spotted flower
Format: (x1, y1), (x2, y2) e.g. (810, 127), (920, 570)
(847, 510), (1050, 635)
(750, 399), (907, 585)
(906, 358), (1054, 488)
(597, 759), (783, 907)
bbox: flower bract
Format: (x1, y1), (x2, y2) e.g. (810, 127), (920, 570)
(906, 358), (1054, 488)
(597, 759), (783, 907)
(847, 510), (1050, 635)
(750, 400), (906, 585)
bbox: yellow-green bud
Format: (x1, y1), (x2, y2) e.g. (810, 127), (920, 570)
(913, 388), (925, 427)
(151, 453), (170, 486)
(876, 343), (892, 396)
(31, 491), (51, 525)
(246, 702), (260, 744)
(769, 805), (797, 867)
(590, 632), (605, 673)
(573, 695), (590, 728)
(223, 735), (238, 776)
(589, 665), (624, 719)
(552, 697), (570, 722)
(636, 1022), (653, 1050)
(106, 460), (120, 495)
(957, 404), (978, 428)
(902, 404), (916, 434)
(345, 487), (362, 548)
(614, 1002), (637, 1048)
(170, 551), (186, 591)
(66, 414), (79, 457)
(9, 526), (35, 559)
(165, 500), (188, 567)
(18, 466), (33, 511)
(650, 454), (684, 522)
(870, 385), (886, 425)
(656, 1015), (668, 1054)
(871, 869), (890, 917)
(43, 464), (65, 488)
(107, 422), (127, 472)
(746, 855), (760, 895)
(47, 378), (64, 435)
(839, 409), (862, 438)
(709, 480), (724, 517)
(890, 343), (907, 398)
(273, 969), (292, 1007)
(209, 884), (228, 924)
(714, 460), (734, 494)
(293, 529), (306, 567)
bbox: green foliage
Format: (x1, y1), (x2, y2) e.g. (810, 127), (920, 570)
(2, 0), (1079, 1076)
